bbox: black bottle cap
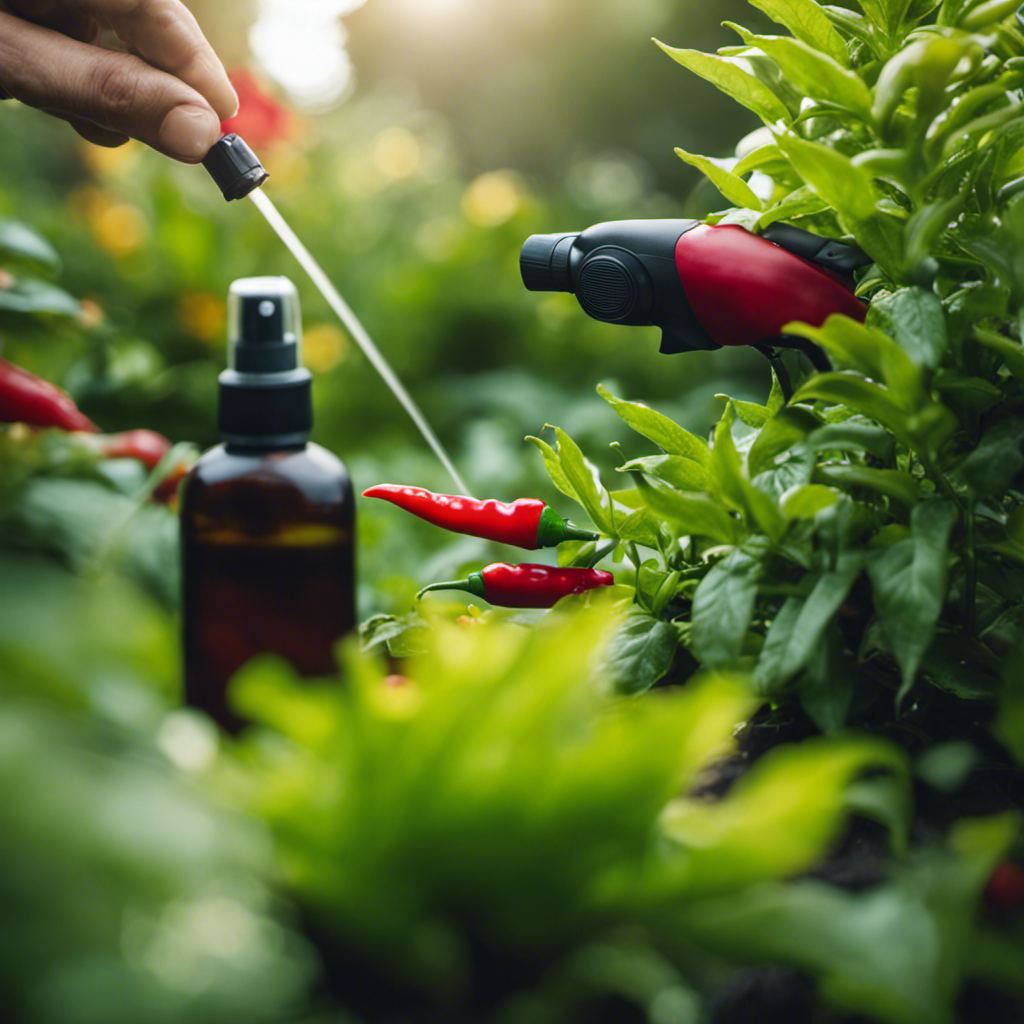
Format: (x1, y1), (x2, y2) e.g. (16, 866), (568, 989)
(202, 134), (269, 201)
(219, 277), (312, 445)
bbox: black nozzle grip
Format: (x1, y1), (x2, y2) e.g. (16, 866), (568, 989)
(520, 233), (577, 292)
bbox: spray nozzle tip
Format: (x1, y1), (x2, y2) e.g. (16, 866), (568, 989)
(203, 134), (269, 201)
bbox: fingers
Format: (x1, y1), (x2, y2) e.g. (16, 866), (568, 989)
(71, 0), (238, 120)
(0, 10), (222, 160)
(5, 0), (98, 42)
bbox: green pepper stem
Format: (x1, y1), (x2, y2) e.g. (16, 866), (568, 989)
(536, 505), (599, 547)
(417, 571), (486, 601)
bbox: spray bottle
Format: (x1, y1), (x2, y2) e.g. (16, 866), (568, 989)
(179, 276), (356, 731)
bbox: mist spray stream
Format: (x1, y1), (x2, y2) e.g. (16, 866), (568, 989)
(248, 188), (471, 496)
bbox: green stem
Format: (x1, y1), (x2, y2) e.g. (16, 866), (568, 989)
(585, 540), (618, 568)
(964, 502), (977, 637)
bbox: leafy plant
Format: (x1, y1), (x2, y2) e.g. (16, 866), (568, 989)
(527, 1), (1024, 757)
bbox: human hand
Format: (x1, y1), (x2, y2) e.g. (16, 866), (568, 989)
(0, 0), (238, 162)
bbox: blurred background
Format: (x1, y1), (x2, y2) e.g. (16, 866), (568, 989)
(0, 0), (776, 614)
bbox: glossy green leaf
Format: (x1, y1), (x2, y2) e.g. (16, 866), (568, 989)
(746, 0), (850, 64)
(728, 27), (872, 117)
(867, 500), (959, 702)
(783, 315), (926, 409)
(954, 414), (1024, 497)
(691, 548), (763, 666)
(0, 277), (80, 318)
(792, 373), (912, 444)
(974, 326), (1024, 386)
(600, 610), (680, 695)
(527, 435), (580, 503)
(634, 476), (740, 545)
(758, 186), (832, 229)
(748, 406), (822, 477)
(675, 147), (764, 210)
(869, 288), (948, 370)
(599, 385), (710, 464)
(774, 135), (903, 274)
(551, 426), (615, 534)
(618, 454), (709, 491)
(655, 41), (791, 124)
(781, 484), (842, 518)
(754, 553), (865, 694)
(815, 464), (920, 507)
(0, 220), (61, 274)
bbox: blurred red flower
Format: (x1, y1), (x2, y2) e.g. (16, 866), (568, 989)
(220, 69), (294, 150)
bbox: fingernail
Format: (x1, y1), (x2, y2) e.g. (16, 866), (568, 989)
(159, 105), (220, 162)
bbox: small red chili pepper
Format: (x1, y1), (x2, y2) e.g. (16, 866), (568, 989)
(363, 484), (598, 548)
(0, 358), (96, 432)
(984, 861), (1024, 914)
(92, 429), (172, 469)
(418, 562), (614, 608)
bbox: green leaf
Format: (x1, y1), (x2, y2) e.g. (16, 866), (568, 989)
(675, 147), (764, 210)
(359, 612), (430, 657)
(773, 135), (903, 275)
(655, 41), (791, 124)
(758, 186), (832, 229)
(634, 476), (740, 545)
(552, 427), (615, 534)
(781, 483), (842, 518)
(691, 548), (763, 666)
(754, 553), (865, 694)
(615, 508), (664, 548)
(792, 372), (913, 445)
(867, 499), (958, 703)
(527, 435), (579, 503)
(746, 0), (849, 64)
(822, 6), (879, 52)
(727, 27), (872, 118)
(803, 420), (896, 461)
(618, 454), (709, 491)
(974, 326), (1024, 386)
(815, 464), (920, 507)
(0, 277), (80, 319)
(954, 414), (1024, 497)
(711, 404), (787, 540)
(718, 394), (773, 428)
(662, 738), (906, 895)
(0, 220), (61, 274)
(748, 406), (822, 477)
(783, 315), (926, 410)
(868, 288), (948, 370)
(600, 610), (680, 695)
(599, 385), (710, 465)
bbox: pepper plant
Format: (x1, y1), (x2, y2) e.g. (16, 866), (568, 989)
(526, 0), (1024, 759)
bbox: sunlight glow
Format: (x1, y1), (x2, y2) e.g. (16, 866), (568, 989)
(250, 0), (366, 109)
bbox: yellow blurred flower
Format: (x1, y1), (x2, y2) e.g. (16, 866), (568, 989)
(77, 298), (105, 329)
(71, 187), (148, 257)
(373, 127), (422, 180)
(79, 139), (142, 179)
(179, 292), (227, 344)
(303, 323), (348, 373)
(462, 170), (524, 228)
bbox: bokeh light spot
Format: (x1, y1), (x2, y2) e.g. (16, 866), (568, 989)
(373, 127), (422, 180)
(461, 171), (524, 228)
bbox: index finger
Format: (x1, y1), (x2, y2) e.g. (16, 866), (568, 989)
(74, 0), (238, 120)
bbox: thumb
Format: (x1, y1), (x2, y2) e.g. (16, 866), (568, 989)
(0, 12), (221, 162)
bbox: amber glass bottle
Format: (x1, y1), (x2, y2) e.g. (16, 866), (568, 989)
(180, 278), (355, 730)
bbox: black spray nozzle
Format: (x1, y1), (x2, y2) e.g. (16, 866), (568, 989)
(520, 232), (578, 292)
(202, 134), (269, 201)
(219, 277), (312, 444)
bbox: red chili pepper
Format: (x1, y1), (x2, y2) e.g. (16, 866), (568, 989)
(363, 484), (597, 548)
(984, 861), (1024, 913)
(418, 562), (614, 608)
(92, 429), (172, 469)
(0, 358), (96, 432)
